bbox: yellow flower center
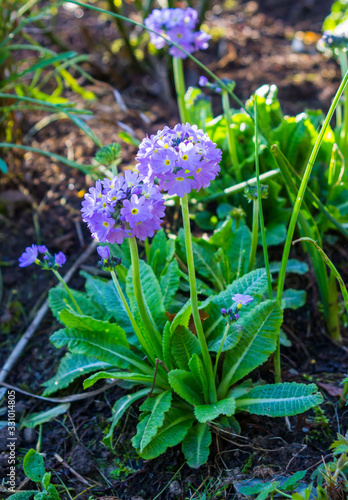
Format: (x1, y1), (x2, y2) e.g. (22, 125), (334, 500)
(103, 222), (109, 227)
(112, 196), (117, 201)
(132, 208), (138, 215)
(177, 177), (184, 181)
(164, 159), (171, 166)
(103, 202), (107, 208)
(196, 168), (201, 173)
(182, 154), (188, 161)
(164, 144), (169, 149)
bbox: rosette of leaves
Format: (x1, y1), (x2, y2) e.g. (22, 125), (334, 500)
(44, 232), (322, 468)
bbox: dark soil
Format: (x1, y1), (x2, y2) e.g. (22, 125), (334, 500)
(1, 0), (348, 498)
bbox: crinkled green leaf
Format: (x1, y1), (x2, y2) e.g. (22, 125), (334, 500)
(194, 396), (236, 423)
(236, 382), (323, 416)
(138, 407), (194, 459)
(160, 259), (181, 310)
(133, 391), (172, 452)
(221, 300), (283, 389)
(182, 423), (211, 468)
(171, 326), (201, 370)
(42, 353), (112, 396)
(168, 369), (204, 406)
(83, 371), (153, 388)
(281, 289), (307, 310)
(21, 404), (70, 429)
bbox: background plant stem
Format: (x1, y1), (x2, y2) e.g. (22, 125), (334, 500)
(173, 57), (189, 123)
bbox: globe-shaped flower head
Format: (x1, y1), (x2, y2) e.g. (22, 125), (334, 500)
(135, 123), (222, 197)
(145, 7), (211, 59)
(81, 171), (165, 243)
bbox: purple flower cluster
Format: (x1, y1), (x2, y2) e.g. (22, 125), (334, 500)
(81, 171), (165, 243)
(145, 8), (211, 59)
(19, 244), (66, 269)
(135, 123), (222, 197)
(199, 75), (221, 93)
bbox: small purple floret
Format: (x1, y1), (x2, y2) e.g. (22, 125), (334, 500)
(54, 252), (66, 268)
(19, 245), (38, 267)
(221, 308), (227, 315)
(37, 245), (48, 254)
(145, 8), (211, 59)
(199, 76), (208, 87)
(97, 246), (110, 260)
(232, 294), (254, 306)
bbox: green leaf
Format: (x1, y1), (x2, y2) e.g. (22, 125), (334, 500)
(188, 354), (209, 400)
(177, 230), (225, 289)
(127, 260), (166, 331)
(49, 287), (104, 320)
(42, 353), (112, 396)
(269, 259), (308, 275)
(280, 470), (307, 491)
(170, 300), (192, 333)
(221, 300), (283, 389)
(162, 322), (173, 371)
(259, 222), (287, 246)
(21, 404), (70, 429)
(194, 396), (236, 423)
(83, 371), (154, 388)
(50, 327), (148, 373)
(182, 423), (212, 468)
(66, 114), (102, 147)
(281, 289), (307, 310)
(6, 492), (38, 500)
(236, 382), (323, 416)
(171, 326), (201, 370)
(103, 389), (149, 449)
(225, 226), (252, 278)
(133, 391), (172, 452)
(0, 158), (8, 173)
(149, 229), (168, 276)
(209, 219), (233, 247)
(168, 369), (204, 406)
(59, 310), (129, 347)
(101, 280), (137, 344)
(23, 449), (45, 482)
(160, 259), (181, 310)
(41, 472), (51, 490)
(138, 407), (194, 459)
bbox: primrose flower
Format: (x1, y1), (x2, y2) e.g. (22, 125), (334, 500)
(19, 245), (66, 269)
(232, 294), (254, 307)
(19, 245), (39, 267)
(81, 171), (165, 243)
(145, 7), (211, 59)
(136, 123), (222, 197)
(97, 245), (110, 260)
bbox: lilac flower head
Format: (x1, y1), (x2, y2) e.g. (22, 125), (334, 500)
(19, 245), (38, 267)
(81, 171), (165, 243)
(136, 123), (222, 197)
(97, 245), (110, 260)
(54, 252), (66, 268)
(145, 8), (211, 59)
(232, 294), (254, 307)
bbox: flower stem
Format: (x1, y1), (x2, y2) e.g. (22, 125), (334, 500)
(213, 322), (230, 379)
(181, 194), (217, 404)
(248, 199), (258, 272)
(128, 237), (163, 358)
(173, 57), (189, 123)
(339, 51), (348, 163)
(222, 89), (242, 182)
(276, 71), (348, 306)
(52, 269), (83, 315)
(110, 270), (156, 363)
